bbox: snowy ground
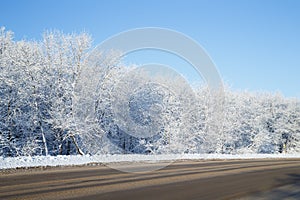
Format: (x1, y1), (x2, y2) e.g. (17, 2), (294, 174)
(1, 154), (300, 170)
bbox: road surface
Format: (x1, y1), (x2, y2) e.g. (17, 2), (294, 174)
(1, 159), (300, 200)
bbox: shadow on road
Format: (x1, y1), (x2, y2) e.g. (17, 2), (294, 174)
(242, 173), (300, 200)
(286, 173), (300, 185)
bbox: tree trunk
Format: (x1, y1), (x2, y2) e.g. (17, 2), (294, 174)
(70, 134), (84, 155)
(39, 121), (48, 156)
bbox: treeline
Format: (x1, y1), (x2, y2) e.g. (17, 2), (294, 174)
(0, 27), (299, 157)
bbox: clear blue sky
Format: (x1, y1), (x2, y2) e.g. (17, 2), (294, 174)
(1, 0), (300, 98)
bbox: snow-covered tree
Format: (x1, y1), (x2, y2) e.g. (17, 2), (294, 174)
(1, 27), (299, 157)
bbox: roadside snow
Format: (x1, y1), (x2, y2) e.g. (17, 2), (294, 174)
(1, 154), (300, 169)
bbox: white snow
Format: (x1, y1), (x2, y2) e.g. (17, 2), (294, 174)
(1, 154), (300, 170)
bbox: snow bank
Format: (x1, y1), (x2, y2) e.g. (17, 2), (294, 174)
(1, 154), (300, 170)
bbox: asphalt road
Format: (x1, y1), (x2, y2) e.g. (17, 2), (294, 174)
(1, 159), (300, 200)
